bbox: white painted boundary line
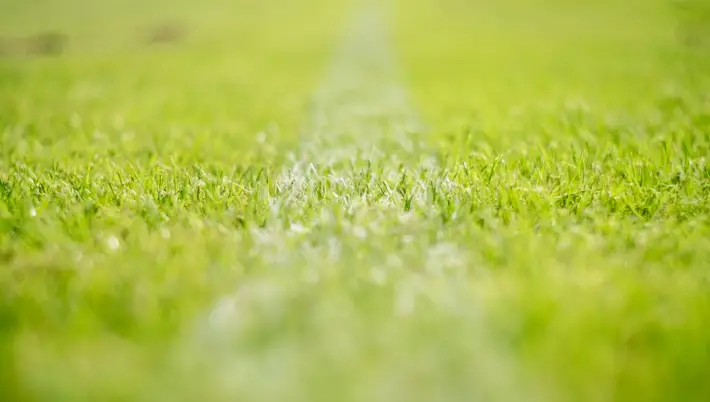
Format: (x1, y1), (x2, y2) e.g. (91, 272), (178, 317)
(172, 4), (541, 401)
(277, 4), (426, 185)
(182, 0), (426, 360)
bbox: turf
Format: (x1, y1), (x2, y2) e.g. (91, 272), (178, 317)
(1, 0), (710, 401)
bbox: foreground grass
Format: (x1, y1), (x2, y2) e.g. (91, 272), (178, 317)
(2, 0), (710, 401)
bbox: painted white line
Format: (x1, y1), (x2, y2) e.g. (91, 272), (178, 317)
(278, 5), (428, 184)
(185, 0), (426, 348)
(172, 4), (541, 401)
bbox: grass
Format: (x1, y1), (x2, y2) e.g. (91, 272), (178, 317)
(2, 0), (710, 401)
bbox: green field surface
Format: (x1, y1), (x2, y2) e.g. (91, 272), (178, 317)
(1, 0), (709, 401)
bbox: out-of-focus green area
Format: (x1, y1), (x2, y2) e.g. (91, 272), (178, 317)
(0, 0), (345, 164)
(394, 0), (702, 137)
(2, 0), (710, 401)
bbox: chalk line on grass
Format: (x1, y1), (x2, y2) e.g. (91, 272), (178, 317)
(172, 4), (542, 402)
(276, 5), (428, 189)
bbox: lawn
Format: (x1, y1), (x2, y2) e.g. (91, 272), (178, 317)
(1, 0), (709, 401)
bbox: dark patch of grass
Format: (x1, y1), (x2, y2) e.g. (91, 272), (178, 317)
(25, 31), (67, 56)
(0, 31), (67, 58)
(144, 21), (187, 46)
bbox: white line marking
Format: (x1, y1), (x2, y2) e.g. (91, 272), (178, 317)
(170, 4), (543, 401)
(278, 5), (429, 185)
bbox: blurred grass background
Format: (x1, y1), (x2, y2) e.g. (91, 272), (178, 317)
(393, 0), (702, 140)
(2, 0), (710, 401)
(0, 0), (346, 165)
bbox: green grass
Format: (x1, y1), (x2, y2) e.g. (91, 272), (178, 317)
(2, 0), (710, 401)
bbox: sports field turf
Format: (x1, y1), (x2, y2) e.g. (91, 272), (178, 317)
(1, 0), (709, 401)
